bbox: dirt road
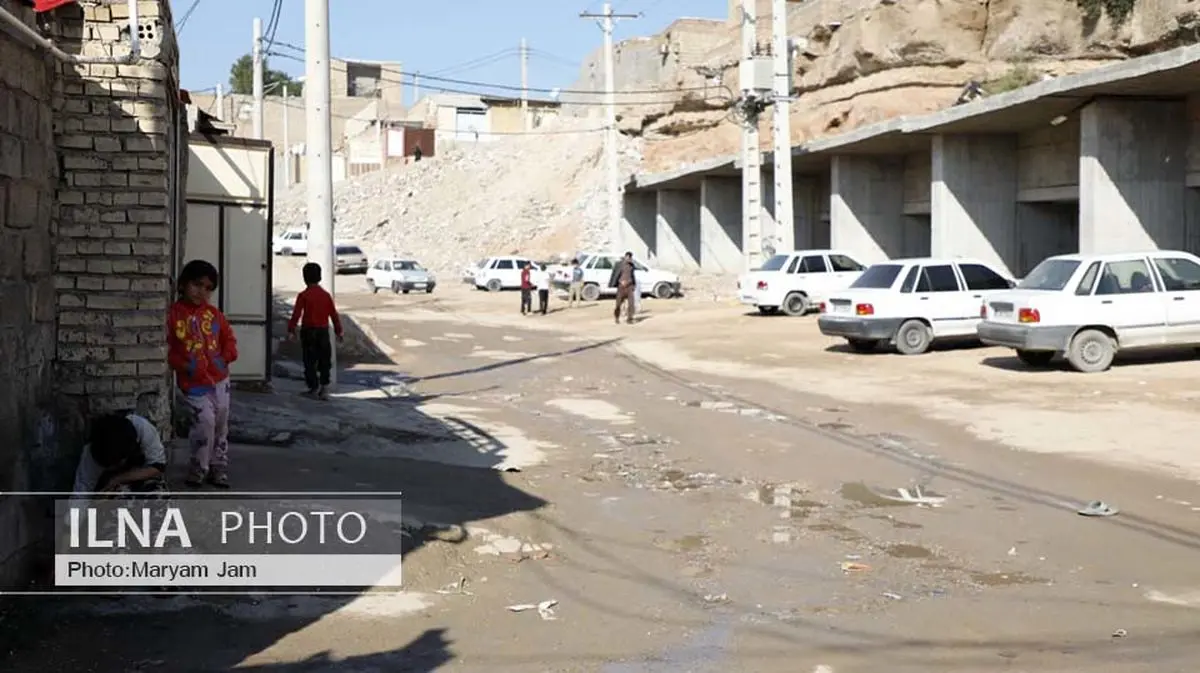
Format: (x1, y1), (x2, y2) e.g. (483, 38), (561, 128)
(3, 263), (1199, 672)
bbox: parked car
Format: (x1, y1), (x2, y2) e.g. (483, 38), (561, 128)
(977, 250), (1200, 372)
(273, 229), (308, 256)
(474, 255), (536, 291)
(367, 257), (437, 294)
(333, 242), (369, 274)
(462, 258), (488, 284)
(737, 249), (866, 316)
(548, 252), (681, 301)
(817, 257), (1015, 354)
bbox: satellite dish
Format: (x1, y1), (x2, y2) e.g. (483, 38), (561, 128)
(549, 88), (560, 100)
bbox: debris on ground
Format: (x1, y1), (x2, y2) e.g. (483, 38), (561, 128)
(703, 593), (730, 604)
(1112, 628), (1128, 638)
(882, 592), (903, 600)
(841, 562), (871, 573)
(1078, 500), (1119, 517)
(435, 576), (471, 595)
(507, 599), (559, 620)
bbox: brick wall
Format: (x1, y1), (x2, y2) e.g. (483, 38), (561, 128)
(49, 0), (182, 440)
(0, 0), (59, 589)
(0, 0), (182, 587)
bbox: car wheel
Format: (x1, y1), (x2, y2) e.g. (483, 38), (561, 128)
(392, 281), (401, 294)
(486, 278), (503, 292)
(757, 306), (778, 315)
(1015, 349), (1054, 368)
(280, 247), (292, 256)
(581, 283), (601, 301)
(367, 278), (378, 294)
(894, 319), (932, 355)
(653, 282), (674, 299)
(1067, 329), (1116, 373)
(781, 292), (808, 316)
(426, 285), (435, 294)
(847, 338), (878, 353)
(402, 288), (410, 294)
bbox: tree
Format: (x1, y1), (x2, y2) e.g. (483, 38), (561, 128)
(228, 54), (303, 96)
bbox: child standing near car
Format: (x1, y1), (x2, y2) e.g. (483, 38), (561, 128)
(288, 262), (344, 400)
(168, 260), (238, 488)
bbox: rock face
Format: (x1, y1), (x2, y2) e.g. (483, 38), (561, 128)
(567, 0), (1200, 171)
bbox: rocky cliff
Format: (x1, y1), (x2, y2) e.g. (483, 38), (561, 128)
(568, 0), (1200, 172)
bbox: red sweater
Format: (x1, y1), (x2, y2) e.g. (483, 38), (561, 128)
(520, 268), (531, 289)
(288, 285), (344, 336)
(167, 300), (238, 394)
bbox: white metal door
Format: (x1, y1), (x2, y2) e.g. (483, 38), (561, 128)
(455, 108), (487, 142)
(186, 136), (274, 383)
(914, 263), (972, 336)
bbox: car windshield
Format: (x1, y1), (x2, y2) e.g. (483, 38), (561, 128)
(1018, 259), (1081, 291)
(394, 261), (424, 271)
(850, 264), (903, 289)
(758, 254), (790, 272)
(335, 245), (362, 255)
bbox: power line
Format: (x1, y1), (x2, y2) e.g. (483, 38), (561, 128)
(267, 48), (722, 98)
(176, 0), (203, 34)
(262, 0), (284, 54)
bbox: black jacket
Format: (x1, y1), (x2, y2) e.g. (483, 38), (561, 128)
(608, 261), (637, 289)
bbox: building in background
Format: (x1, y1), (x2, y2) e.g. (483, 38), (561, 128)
(188, 57), (404, 190)
(405, 93), (561, 148)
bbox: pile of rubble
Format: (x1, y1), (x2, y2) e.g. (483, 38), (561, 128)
(276, 117), (646, 275)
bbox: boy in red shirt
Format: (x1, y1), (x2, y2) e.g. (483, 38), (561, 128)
(167, 260), (238, 488)
(288, 262), (344, 400)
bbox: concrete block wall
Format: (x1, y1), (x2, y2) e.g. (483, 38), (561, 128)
(49, 0), (183, 438)
(0, 0), (59, 589)
(1017, 117), (1080, 201)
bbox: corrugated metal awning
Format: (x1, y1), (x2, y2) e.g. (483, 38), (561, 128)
(34, 0), (77, 12)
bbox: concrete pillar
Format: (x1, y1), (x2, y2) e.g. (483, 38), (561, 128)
(699, 177), (742, 273)
(830, 156), (905, 264)
(1080, 98), (1191, 252)
(656, 189), (701, 270)
(621, 191), (657, 261)
(931, 134), (1019, 276)
(760, 177), (777, 246)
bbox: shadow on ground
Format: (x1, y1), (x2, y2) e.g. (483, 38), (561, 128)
(0, 303), (545, 672)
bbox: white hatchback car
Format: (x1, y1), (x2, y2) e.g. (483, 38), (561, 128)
(978, 250), (1200, 372)
(818, 257), (1015, 354)
(737, 249), (866, 316)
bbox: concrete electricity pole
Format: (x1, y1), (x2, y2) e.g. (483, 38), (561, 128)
(771, 0), (795, 254)
(520, 38), (529, 131)
(305, 0), (337, 385)
(215, 83), (224, 118)
(580, 3), (639, 252)
(740, 0), (764, 270)
(252, 16), (264, 139)
(282, 84), (290, 186)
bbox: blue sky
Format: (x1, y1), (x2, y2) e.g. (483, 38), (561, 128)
(177, 0), (728, 105)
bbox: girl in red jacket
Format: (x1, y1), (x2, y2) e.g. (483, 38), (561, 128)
(168, 260), (238, 488)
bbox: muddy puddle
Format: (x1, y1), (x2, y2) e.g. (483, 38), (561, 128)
(886, 543), (935, 559)
(754, 484), (826, 519)
(840, 482), (946, 508)
(970, 571), (1047, 586)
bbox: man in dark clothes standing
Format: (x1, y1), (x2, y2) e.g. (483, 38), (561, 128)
(608, 251), (638, 325)
(519, 262), (533, 315)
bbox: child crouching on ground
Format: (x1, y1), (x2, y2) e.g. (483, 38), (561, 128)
(288, 262), (344, 400)
(168, 259), (238, 488)
(71, 412), (169, 504)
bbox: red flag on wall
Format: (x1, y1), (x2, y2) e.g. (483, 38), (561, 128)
(34, 0), (77, 12)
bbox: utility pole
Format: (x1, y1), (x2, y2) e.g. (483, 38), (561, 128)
(215, 83), (224, 119)
(305, 0), (337, 385)
(580, 3), (640, 252)
(519, 38), (529, 131)
(411, 73), (420, 102)
(739, 0), (764, 270)
(771, 0), (795, 254)
(282, 84), (290, 186)
(252, 17), (264, 139)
